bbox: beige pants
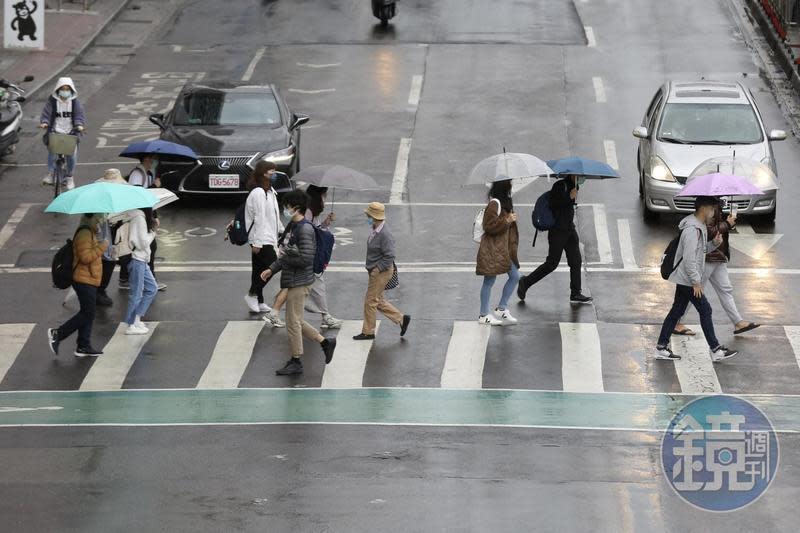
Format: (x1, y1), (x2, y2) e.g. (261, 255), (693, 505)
(286, 285), (324, 356)
(362, 268), (403, 335)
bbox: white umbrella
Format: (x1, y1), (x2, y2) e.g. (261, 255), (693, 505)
(689, 155), (778, 191)
(107, 188), (178, 223)
(468, 151), (553, 184)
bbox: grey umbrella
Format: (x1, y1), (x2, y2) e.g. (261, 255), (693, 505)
(292, 165), (382, 208)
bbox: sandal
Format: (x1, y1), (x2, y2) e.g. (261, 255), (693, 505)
(734, 323), (760, 335)
(673, 327), (696, 336)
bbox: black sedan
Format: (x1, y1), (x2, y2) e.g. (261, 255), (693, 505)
(149, 82), (308, 195)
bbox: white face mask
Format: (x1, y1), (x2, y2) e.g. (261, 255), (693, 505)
(58, 90), (72, 100)
(283, 208), (295, 219)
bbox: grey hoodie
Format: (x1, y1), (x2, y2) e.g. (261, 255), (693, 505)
(669, 214), (719, 287)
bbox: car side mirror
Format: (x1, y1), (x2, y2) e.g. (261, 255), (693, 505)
(271, 171), (293, 193)
(149, 113), (166, 129)
(632, 126), (649, 139)
(768, 129), (787, 141)
(290, 113), (310, 131)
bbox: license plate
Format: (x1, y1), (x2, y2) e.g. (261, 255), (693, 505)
(209, 174), (240, 189)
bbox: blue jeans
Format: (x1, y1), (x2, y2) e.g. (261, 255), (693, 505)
(47, 150), (77, 177)
(125, 259), (157, 325)
(480, 263), (520, 316)
(657, 284), (720, 349)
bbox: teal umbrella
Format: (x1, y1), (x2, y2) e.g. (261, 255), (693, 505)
(45, 182), (157, 214)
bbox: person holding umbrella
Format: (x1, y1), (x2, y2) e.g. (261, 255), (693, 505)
(123, 207), (158, 335)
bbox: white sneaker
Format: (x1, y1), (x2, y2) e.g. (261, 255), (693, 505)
(258, 303), (272, 313)
(157, 281), (167, 291)
(321, 314), (343, 329)
(478, 314), (503, 326)
(495, 308), (518, 325)
(263, 310), (285, 328)
(711, 346), (739, 363)
(244, 294), (260, 313)
(42, 173), (54, 185)
(133, 318), (149, 333)
(64, 177), (75, 190)
(125, 323), (149, 335)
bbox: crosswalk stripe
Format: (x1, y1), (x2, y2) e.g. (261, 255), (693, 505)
(80, 322), (159, 391)
(671, 325), (721, 394)
(786, 326), (800, 372)
(321, 320), (379, 388)
(441, 321), (491, 389)
(196, 321), (265, 389)
(0, 324), (35, 383)
(560, 323), (604, 392)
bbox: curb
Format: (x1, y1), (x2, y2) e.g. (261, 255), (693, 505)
(26, 0), (133, 100)
(744, 0), (800, 95)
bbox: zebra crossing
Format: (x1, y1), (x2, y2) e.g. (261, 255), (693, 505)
(1, 320), (800, 394)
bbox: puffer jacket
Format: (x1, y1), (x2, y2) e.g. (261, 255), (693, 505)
(269, 220), (316, 288)
(72, 226), (107, 287)
(476, 199), (519, 277)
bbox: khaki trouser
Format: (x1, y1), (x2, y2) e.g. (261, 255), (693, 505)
(286, 285), (324, 356)
(362, 268), (403, 335)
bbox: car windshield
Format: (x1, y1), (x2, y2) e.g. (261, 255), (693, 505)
(657, 103), (763, 144)
(173, 90), (282, 127)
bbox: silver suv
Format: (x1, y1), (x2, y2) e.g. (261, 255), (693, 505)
(634, 81), (786, 222)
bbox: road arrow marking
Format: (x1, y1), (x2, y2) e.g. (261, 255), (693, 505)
(729, 222), (783, 260)
(0, 406), (63, 414)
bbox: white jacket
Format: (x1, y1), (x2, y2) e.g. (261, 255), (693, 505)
(245, 186), (282, 247)
(128, 210), (156, 262)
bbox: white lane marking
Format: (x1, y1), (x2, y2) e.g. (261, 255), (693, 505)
(80, 323), (159, 391)
(296, 62), (342, 68)
(617, 218), (638, 269)
(560, 323), (604, 392)
(389, 138), (412, 205)
(0, 324), (35, 384)
(321, 321), (379, 388)
(287, 88), (336, 94)
(440, 322), (491, 389)
(0, 406), (62, 413)
(408, 74), (423, 107)
(786, 327), (800, 372)
(603, 140), (619, 170)
(591, 204), (613, 265)
(672, 326), (722, 394)
(196, 321), (265, 389)
(172, 45), (183, 52)
(592, 76), (606, 103)
(241, 47), (266, 82)
(0, 203), (39, 250)
(585, 26), (596, 47)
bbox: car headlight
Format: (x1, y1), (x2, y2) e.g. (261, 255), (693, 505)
(649, 156), (675, 182)
(260, 146), (295, 164)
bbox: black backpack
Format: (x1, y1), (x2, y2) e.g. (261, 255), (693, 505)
(660, 228), (700, 280)
(227, 202), (252, 246)
(51, 225), (89, 289)
(530, 190), (557, 246)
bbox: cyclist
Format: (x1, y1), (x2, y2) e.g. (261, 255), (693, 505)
(39, 77), (85, 191)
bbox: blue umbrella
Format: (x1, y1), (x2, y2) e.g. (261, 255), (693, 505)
(546, 156), (620, 179)
(119, 140), (199, 162)
(45, 182), (157, 214)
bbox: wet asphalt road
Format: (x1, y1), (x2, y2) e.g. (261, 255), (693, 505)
(2, 0), (800, 530)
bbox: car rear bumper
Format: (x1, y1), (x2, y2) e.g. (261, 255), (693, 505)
(644, 177), (777, 214)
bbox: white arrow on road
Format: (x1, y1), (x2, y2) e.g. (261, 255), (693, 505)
(729, 223), (783, 260)
(0, 406), (63, 414)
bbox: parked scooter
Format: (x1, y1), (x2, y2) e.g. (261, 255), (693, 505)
(0, 75), (34, 157)
(371, 0), (397, 26)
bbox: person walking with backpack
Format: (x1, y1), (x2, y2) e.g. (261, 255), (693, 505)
(517, 174), (592, 304)
(123, 208), (158, 335)
(353, 202), (411, 341)
(39, 77), (85, 190)
(672, 199), (759, 337)
(124, 155), (166, 291)
(476, 179), (520, 326)
(655, 196), (738, 362)
(260, 191), (336, 376)
(47, 214), (108, 357)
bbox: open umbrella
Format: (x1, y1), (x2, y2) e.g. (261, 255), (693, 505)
(689, 155), (778, 191)
(45, 182), (157, 214)
(468, 151), (553, 184)
(292, 165), (381, 190)
(119, 140), (199, 162)
(546, 156), (620, 179)
(675, 173), (763, 198)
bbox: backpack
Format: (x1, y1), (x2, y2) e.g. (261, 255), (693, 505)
(51, 225), (89, 289)
(227, 202), (252, 246)
(530, 190), (556, 246)
(301, 220), (335, 274)
(473, 199), (501, 243)
(660, 228), (700, 280)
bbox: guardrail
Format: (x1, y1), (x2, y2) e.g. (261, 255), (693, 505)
(760, 0), (800, 40)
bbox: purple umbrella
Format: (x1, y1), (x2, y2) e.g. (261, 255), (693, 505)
(675, 173), (763, 197)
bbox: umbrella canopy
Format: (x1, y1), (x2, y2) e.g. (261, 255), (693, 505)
(675, 173), (763, 198)
(107, 188), (179, 224)
(689, 156), (778, 191)
(292, 165), (381, 190)
(45, 182), (157, 214)
(468, 152), (553, 184)
(119, 140), (199, 162)
(546, 156), (620, 179)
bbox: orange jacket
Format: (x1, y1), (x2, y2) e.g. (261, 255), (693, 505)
(72, 227), (107, 287)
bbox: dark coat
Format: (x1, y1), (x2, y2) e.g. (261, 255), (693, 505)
(706, 204), (733, 262)
(269, 220), (316, 288)
(550, 178), (576, 232)
(476, 199), (519, 277)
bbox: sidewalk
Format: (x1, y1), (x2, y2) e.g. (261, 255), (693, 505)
(0, 0), (130, 98)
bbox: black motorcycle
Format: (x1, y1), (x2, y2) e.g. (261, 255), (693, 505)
(0, 75), (34, 158)
(371, 0), (397, 26)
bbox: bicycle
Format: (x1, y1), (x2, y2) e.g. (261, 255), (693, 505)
(44, 132), (79, 198)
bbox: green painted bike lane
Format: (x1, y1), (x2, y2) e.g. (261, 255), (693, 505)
(2, 388), (800, 431)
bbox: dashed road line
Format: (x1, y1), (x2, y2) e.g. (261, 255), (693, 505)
(297, 62), (342, 69)
(408, 74), (424, 107)
(288, 88), (336, 94)
(592, 76), (606, 103)
(241, 47), (266, 82)
(617, 218), (638, 270)
(603, 139), (619, 170)
(584, 26), (597, 47)
(0, 203), (39, 250)
(591, 204), (613, 265)
(389, 138), (412, 204)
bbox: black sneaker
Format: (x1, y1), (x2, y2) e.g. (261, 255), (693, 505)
(353, 333), (375, 341)
(47, 328), (60, 356)
(655, 346), (681, 361)
(711, 346), (739, 363)
(570, 293), (593, 304)
(74, 346), (103, 357)
(321, 338), (336, 364)
(118, 280), (130, 290)
(276, 358), (303, 376)
(517, 279), (529, 301)
(96, 291), (113, 307)
(400, 315), (411, 337)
